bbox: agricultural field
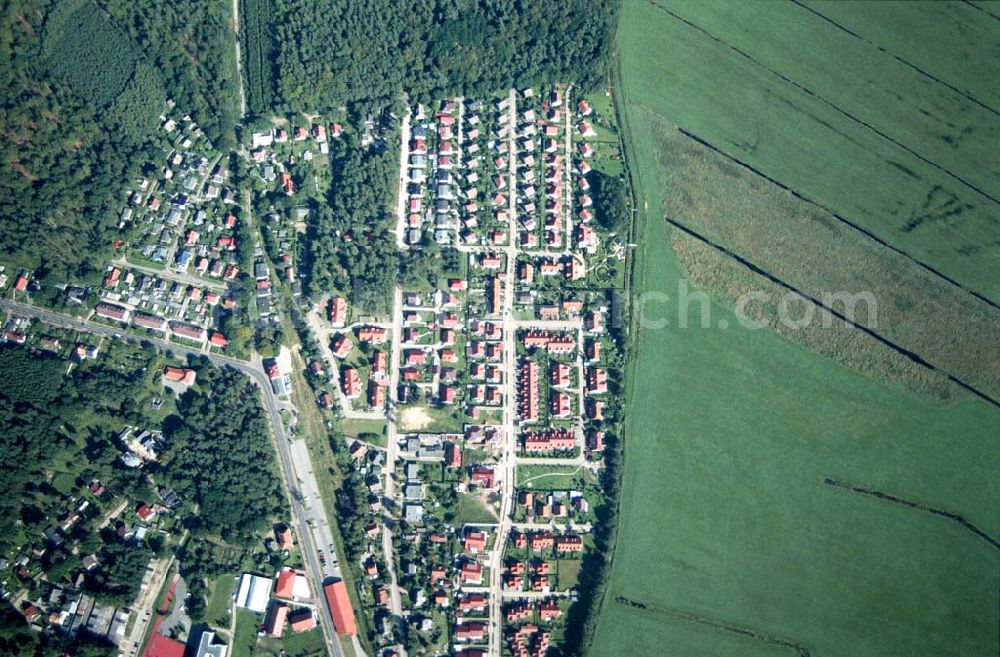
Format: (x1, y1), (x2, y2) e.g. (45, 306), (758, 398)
(591, 2), (1000, 657)
(649, 115), (1000, 400)
(618, 0), (999, 302)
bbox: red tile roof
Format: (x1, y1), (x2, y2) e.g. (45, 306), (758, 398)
(324, 580), (358, 636)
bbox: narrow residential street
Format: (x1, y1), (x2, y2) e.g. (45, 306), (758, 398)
(380, 285), (406, 628)
(487, 87), (521, 657)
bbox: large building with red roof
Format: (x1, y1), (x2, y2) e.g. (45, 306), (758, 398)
(323, 580), (358, 636)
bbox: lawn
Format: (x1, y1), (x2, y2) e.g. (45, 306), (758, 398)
(619, 0), (999, 302)
(340, 417), (388, 444)
(400, 404), (466, 433)
(231, 609), (260, 657)
(256, 628), (326, 657)
(454, 491), (497, 526)
(555, 559), (583, 590)
(516, 465), (593, 491)
(588, 3), (1000, 656)
(206, 574), (236, 627)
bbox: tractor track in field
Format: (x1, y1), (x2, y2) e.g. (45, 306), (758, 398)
(962, 0), (1000, 22)
(647, 0), (1000, 206)
(663, 215), (1000, 410)
(673, 127), (1000, 313)
(822, 478), (1000, 550)
(789, 0), (1000, 117)
(612, 596), (811, 657)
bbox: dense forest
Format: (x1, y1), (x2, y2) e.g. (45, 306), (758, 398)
(240, 0), (276, 116)
(164, 367), (282, 542)
(82, 540), (153, 606)
(0, 0), (239, 282)
(305, 131), (400, 313)
(0, 348), (70, 554)
(98, 0), (240, 150)
(0, 0), (156, 280)
(590, 171), (629, 234)
(244, 0), (617, 114)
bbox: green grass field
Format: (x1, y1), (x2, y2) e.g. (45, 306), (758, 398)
(517, 465), (596, 491)
(620, 0), (999, 302)
(590, 2), (1000, 656)
(206, 574), (236, 627)
(256, 628), (326, 657)
(231, 609), (260, 657)
(643, 111), (1000, 400)
(454, 492), (498, 525)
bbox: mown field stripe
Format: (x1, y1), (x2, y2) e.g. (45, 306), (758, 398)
(664, 214), (1000, 410)
(647, 0), (1000, 206)
(613, 596), (811, 657)
(962, 0), (1000, 21)
(791, 0), (1000, 116)
(673, 127), (1000, 311)
(823, 478), (1000, 551)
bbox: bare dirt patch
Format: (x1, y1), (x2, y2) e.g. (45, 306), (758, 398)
(400, 406), (433, 431)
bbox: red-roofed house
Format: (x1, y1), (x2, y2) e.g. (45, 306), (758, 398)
(342, 368), (361, 399)
(464, 531), (488, 554)
(164, 367), (196, 385)
(289, 609), (317, 632)
(328, 297), (347, 327)
(274, 569), (296, 599)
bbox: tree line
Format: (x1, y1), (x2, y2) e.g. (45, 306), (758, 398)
(247, 0), (617, 113)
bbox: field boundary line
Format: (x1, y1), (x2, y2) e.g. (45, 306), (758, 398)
(823, 478), (1000, 550)
(647, 0), (1000, 207)
(561, 57), (649, 657)
(672, 127), (1000, 311)
(961, 0), (1000, 21)
(664, 216), (1000, 410)
(612, 595), (811, 657)
(790, 0), (1000, 116)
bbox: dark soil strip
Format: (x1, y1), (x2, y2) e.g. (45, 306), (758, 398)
(613, 596), (811, 657)
(676, 128), (1000, 312)
(789, 0), (1000, 116)
(648, 0), (1000, 206)
(664, 215), (1000, 410)
(823, 478), (1000, 550)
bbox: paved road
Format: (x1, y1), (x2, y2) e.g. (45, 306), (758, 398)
(0, 299), (350, 657)
(563, 84), (575, 253)
(304, 308), (387, 421)
(487, 87), (521, 657)
(394, 113), (412, 249)
(380, 285), (406, 628)
(112, 257), (228, 291)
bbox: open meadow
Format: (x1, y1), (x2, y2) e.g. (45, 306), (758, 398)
(590, 2), (1000, 656)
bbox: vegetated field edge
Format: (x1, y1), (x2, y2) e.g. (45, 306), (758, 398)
(588, 2), (1000, 657)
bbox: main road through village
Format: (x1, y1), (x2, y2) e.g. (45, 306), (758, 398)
(0, 298), (354, 657)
